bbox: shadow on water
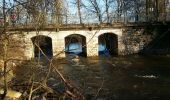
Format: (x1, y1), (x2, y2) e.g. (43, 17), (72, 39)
(57, 55), (170, 100)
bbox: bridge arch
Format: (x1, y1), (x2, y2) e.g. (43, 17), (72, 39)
(65, 34), (87, 57)
(31, 35), (53, 58)
(98, 33), (118, 56)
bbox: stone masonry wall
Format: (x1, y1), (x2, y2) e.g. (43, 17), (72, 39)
(120, 29), (154, 55)
(4, 28), (156, 59)
(0, 32), (28, 60)
(21, 29), (123, 59)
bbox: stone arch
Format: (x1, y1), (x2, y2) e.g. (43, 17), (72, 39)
(65, 34), (87, 57)
(98, 33), (118, 56)
(31, 35), (53, 58)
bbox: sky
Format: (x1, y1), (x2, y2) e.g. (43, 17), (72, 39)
(0, 0), (14, 7)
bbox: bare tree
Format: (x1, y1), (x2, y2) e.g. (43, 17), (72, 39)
(81, 0), (103, 23)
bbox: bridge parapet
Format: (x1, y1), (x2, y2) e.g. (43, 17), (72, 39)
(1, 22), (169, 32)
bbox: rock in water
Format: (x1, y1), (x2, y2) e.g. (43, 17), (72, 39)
(71, 55), (80, 65)
(0, 89), (22, 99)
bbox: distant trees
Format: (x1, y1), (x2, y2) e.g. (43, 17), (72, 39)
(0, 0), (66, 26)
(0, 0), (169, 25)
(71, 0), (169, 24)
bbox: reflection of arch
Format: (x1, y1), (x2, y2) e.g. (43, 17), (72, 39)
(65, 34), (87, 57)
(31, 35), (53, 58)
(98, 33), (118, 56)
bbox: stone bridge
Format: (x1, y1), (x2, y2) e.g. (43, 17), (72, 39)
(4, 23), (168, 59)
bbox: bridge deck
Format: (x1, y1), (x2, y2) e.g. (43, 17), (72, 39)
(1, 22), (170, 31)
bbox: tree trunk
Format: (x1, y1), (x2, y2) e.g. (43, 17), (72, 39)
(2, 0), (8, 98)
(105, 0), (109, 23)
(146, 0), (149, 21)
(155, 0), (159, 21)
(77, 0), (82, 24)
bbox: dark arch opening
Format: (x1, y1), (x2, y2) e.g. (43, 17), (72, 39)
(65, 34), (87, 57)
(31, 35), (53, 59)
(98, 33), (118, 56)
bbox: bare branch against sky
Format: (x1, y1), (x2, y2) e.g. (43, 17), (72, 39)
(0, 0), (170, 24)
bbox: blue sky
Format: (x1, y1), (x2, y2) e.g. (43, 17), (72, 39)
(0, 0), (14, 7)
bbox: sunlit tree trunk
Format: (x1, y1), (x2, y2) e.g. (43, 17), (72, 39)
(77, 0), (82, 24)
(116, 0), (123, 22)
(2, 0), (8, 98)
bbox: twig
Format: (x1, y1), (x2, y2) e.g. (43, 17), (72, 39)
(94, 77), (104, 100)
(28, 75), (34, 100)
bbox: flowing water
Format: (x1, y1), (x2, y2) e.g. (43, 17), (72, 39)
(56, 55), (170, 100)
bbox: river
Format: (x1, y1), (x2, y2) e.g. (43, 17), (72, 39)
(55, 55), (170, 100)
